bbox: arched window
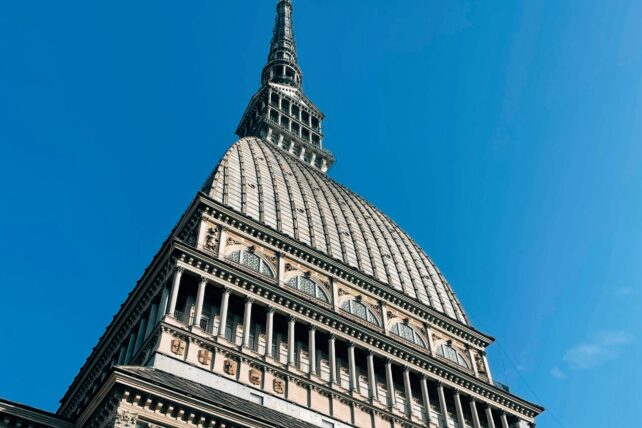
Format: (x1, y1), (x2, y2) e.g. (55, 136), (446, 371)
(436, 343), (469, 369)
(226, 248), (274, 278)
(390, 322), (426, 348)
(340, 299), (381, 327)
(286, 275), (330, 303)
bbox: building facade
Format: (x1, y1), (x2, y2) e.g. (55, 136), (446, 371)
(0, 1), (543, 428)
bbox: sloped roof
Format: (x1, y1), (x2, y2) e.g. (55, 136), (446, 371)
(203, 137), (468, 325)
(117, 367), (318, 428)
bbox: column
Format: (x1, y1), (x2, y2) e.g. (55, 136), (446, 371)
(124, 332), (137, 364)
(437, 383), (449, 427)
(469, 348), (479, 377)
(218, 288), (231, 338)
(454, 391), (466, 428)
(193, 277), (207, 327)
(288, 315), (296, 366)
(308, 325), (317, 375)
(168, 267), (184, 317)
(420, 376), (431, 424)
(425, 322), (435, 354)
(380, 302), (389, 335)
(117, 345), (127, 365)
(133, 317), (148, 354)
(486, 406), (497, 428)
(329, 334), (338, 384)
(482, 352), (493, 383)
(276, 252), (284, 283)
(403, 368), (414, 417)
(242, 297), (254, 348)
(265, 307), (275, 357)
(470, 399), (482, 428)
(330, 278), (339, 311)
(156, 287), (170, 321)
(367, 352), (377, 400)
(385, 359), (396, 408)
(216, 227), (227, 258)
(144, 303), (158, 339)
(500, 413), (510, 428)
(348, 342), (357, 391)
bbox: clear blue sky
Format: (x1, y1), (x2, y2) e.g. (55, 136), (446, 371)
(1, 1), (641, 426)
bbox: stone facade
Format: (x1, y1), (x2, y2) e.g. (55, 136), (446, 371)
(0, 1), (542, 428)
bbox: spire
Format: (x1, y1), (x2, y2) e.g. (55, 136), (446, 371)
(262, 0), (302, 88)
(236, 0), (335, 173)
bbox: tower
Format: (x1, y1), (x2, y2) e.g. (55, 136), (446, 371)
(236, 0), (333, 172)
(0, 2), (542, 428)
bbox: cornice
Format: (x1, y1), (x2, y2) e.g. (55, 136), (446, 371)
(172, 241), (543, 419)
(196, 194), (493, 346)
(0, 399), (73, 428)
(58, 243), (175, 417)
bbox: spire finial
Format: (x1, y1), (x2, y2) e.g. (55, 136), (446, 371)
(236, 0), (335, 173)
(261, 0), (302, 88)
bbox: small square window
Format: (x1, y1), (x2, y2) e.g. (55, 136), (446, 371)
(322, 421), (334, 428)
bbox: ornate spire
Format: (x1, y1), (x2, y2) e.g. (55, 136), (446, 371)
(236, 0), (335, 173)
(262, 0), (302, 89)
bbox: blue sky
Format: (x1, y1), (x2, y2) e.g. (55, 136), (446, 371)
(1, 1), (641, 426)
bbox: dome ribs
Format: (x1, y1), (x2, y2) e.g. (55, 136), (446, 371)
(271, 144), (310, 246)
(263, 139), (295, 236)
(292, 157), (333, 256)
(389, 222), (442, 313)
(208, 137), (470, 325)
(295, 159), (343, 261)
(319, 176), (371, 275)
(206, 151), (227, 204)
(302, 161), (358, 269)
(330, 179), (385, 282)
(253, 139), (283, 231)
(277, 146), (320, 250)
(245, 138), (266, 224)
(224, 145), (244, 212)
(358, 196), (416, 298)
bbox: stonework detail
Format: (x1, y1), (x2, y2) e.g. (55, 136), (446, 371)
(198, 349), (212, 366)
(223, 359), (238, 376)
(273, 378), (285, 394)
(23, 2), (542, 428)
(203, 226), (219, 252)
(171, 339), (186, 356)
(113, 409), (138, 428)
(249, 368), (261, 385)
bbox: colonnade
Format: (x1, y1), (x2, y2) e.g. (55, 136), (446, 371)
(115, 267), (530, 428)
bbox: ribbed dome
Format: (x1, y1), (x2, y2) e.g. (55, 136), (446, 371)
(204, 137), (468, 325)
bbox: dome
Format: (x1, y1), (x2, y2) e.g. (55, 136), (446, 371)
(204, 137), (469, 325)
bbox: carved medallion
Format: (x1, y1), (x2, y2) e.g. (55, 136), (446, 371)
(171, 339), (186, 356)
(249, 369), (261, 385)
(273, 378), (285, 394)
(224, 359), (237, 376)
(198, 349), (212, 366)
